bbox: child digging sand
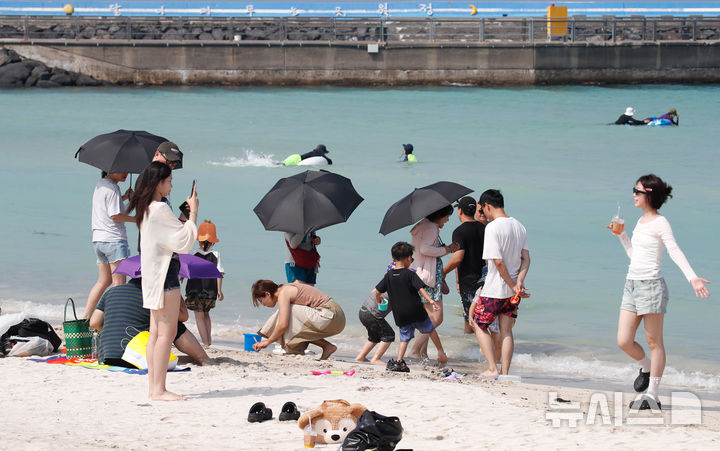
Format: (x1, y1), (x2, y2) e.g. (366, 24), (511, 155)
(185, 220), (224, 347)
(375, 241), (447, 372)
(355, 290), (394, 364)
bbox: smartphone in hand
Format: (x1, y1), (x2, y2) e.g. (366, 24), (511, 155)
(190, 179), (196, 196)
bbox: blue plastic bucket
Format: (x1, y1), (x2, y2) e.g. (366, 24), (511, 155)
(244, 333), (261, 352)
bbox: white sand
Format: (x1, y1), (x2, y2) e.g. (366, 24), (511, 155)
(3, 345), (720, 451)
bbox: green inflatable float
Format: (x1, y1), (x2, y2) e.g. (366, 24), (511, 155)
(283, 154), (302, 166)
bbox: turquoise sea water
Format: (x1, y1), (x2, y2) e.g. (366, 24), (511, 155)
(1, 85), (718, 388)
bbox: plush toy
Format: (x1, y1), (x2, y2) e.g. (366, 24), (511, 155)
(298, 399), (367, 445)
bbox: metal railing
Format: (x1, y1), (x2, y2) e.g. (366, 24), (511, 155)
(1, 16), (719, 43)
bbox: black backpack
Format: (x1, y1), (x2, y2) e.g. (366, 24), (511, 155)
(0, 318), (61, 354)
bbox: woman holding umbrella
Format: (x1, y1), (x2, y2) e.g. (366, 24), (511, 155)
(408, 206), (459, 359)
(127, 162), (198, 401)
(251, 279), (346, 359)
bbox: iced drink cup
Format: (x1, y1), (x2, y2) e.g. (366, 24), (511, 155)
(611, 216), (625, 235)
(304, 424), (316, 448)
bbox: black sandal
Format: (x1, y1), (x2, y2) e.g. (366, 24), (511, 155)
(629, 396), (662, 411)
(633, 369), (651, 392)
(279, 402), (301, 421)
(248, 402), (273, 423)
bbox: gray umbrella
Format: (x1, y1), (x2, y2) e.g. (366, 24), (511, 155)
(379, 181), (473, 235)
(253, 170), (364, 236)
(74, 129), (181, 173)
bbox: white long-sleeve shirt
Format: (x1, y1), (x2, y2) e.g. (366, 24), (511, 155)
(619, 216), (697, 281)
(140, 201), (197, 309)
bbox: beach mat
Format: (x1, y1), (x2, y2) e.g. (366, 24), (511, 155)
(29, 355), (190, 374)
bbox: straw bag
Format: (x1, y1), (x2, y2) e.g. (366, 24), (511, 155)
(63, 298), (92, 358)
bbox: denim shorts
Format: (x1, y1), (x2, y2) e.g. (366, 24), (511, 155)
(163, 256), (181, 292)
(398, 316), (435, 342)
(621, 278), (669, 315)
(93, 240), (130, 264)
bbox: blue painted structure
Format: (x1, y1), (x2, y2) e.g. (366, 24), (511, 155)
(1, 1), (719, 18)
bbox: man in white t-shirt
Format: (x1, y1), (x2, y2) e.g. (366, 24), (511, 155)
(469, 189), (530, 378)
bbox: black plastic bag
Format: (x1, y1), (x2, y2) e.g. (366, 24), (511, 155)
(0, 318), (61, 352)
(341, 410), (403, 451)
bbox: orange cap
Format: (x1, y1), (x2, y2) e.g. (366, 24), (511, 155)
(197, 220), (219, 243)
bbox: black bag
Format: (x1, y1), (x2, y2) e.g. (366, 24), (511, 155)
(341, 410), (403, 451)
(0, 318), (62, 352)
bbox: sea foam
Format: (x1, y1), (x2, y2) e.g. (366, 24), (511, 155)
(208, 150), (279, 168)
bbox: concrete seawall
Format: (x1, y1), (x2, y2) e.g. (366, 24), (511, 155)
(4, 40), (720, 86)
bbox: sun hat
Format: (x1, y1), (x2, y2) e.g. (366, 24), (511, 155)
(624, 107), (635, 116)
(156, 141), (182, 162)
(402, 143), (414, 153)
(197, 220), (219, 243)
(455, 196), (477, 217)
(313, 144), (329, 154)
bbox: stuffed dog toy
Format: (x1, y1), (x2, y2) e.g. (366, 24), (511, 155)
(298, 399), (367, 445)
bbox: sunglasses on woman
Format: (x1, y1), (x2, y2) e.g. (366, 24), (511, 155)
(633, 187), (650, 195)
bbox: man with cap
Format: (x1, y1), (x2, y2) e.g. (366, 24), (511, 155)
(400, 144), (417, 163)
(133, 141), (188, 252)
(300, 144), (332, 164)
(614, 107), (645, 126)
(134, 141), (183, 197)
(443, 196), (487, 334)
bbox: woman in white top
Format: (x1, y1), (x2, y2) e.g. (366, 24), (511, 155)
(408, 205), (459, 359)
(127, 162), (198, 401)
(611, 174), (710, 410)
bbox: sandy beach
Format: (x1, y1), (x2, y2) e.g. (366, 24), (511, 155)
(3, 341), (720, 451)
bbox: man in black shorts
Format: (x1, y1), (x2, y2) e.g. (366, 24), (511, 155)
(443, 196), (486, 334)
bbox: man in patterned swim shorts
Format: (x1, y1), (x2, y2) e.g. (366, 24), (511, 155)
(469, 189), (530, 378)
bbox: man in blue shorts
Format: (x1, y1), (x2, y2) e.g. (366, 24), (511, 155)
(471, 190), (530, 378)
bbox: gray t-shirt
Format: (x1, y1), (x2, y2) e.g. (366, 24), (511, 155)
(362, 292), (391, 320)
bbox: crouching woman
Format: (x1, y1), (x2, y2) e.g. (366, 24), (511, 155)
(251, 280), (345, 360)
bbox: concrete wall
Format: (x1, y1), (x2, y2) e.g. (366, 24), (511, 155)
(4, 40), (720, 85)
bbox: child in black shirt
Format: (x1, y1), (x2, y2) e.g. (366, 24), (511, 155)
(376, 242), (447, 372)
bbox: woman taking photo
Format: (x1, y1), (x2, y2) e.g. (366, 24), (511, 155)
(127, 162), (198, 401)
(251, 280), (345, 360)
(611, 174), (710, 410)
(408, 205), (458, 359)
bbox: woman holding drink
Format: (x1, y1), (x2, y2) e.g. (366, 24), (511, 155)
(610, 174), (710, 410)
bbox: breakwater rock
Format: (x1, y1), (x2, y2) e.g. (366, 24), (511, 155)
(0, 47), (105, 87)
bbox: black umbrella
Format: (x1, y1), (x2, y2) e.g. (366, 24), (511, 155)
(74, 129), (181, 173)
(253, 170), (364, 236)
(379, 181), (473, 235)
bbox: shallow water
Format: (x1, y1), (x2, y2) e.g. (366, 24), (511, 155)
(1, 85), (718, 388)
